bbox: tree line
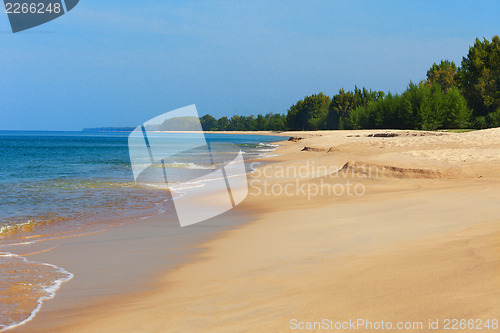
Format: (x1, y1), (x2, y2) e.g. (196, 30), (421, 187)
(200, 113), (287, 131)
(201, 35), (500, 131)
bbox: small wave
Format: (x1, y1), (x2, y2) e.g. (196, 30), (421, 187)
(253, 148), (278, 152)
(165, 162), (213, 170)
(26, 180), (137, 190)
(257, 142), (279, 148)
(0, 252), (73, 332)
(247, 142), (281, 159)
(259, 153), (281, 158)
(134, 162), (214, 170)
(0, 220), (37, 237)
(138, 181), (205, 192)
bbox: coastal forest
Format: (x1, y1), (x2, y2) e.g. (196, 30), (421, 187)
(200, 35), (500, 131)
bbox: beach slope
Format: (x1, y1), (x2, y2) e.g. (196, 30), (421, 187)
(16, 129), (500, 333)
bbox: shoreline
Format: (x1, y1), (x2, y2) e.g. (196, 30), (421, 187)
(10, 128), (500, 332)
(0, 134), (286, 332)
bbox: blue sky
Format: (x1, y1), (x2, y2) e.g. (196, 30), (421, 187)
(1, 0), (500, 130)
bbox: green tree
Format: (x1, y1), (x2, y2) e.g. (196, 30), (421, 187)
(200, 114), (218, 131)
(286, 93), (330, 130)
(229, 115), (245, 131)
(426, 60), (458, 92)
(217, 116), (230, 131)
(265, 113), (287, 131)
(304, 93), (331, 130)
(255, 114), (267, 130)
(244, 115), (256, 131)
(457, 35), (500, 118)
(286, 100), (304, 130)
(442, 88), (472, 129)
(327, 87), (384, 129)
(487, 108), (500, 127)
(347, 82), (470, 131)
(418, 84), (445, 130)
(327, 88), (358, 129)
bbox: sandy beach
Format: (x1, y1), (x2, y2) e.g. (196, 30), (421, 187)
(13, 128), (500, 332)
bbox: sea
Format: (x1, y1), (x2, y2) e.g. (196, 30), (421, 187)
(0, 130), (284, 331)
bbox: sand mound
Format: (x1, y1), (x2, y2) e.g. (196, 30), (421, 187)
(339, 161), (460, 179)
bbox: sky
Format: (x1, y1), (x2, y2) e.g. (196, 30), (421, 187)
(1, 0), (500, 130)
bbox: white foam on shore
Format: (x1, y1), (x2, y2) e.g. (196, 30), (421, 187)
(258, 153), (281, 158)
(165, 162), (213, 170)
(256, 142), (279, 148)
(134, 161), (214, 170)
(253, 142), (282, 158)
(0, 252), (74, 332)
(0, 220), (36, 237)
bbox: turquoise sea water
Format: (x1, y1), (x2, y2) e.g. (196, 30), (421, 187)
(0, 131), (282, 235)
(0, 131), (284, 331)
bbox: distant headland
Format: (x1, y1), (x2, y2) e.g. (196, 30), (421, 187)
(82, 127), (136, 132)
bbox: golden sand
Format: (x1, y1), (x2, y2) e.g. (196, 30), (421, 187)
(14, 129), (500, 332)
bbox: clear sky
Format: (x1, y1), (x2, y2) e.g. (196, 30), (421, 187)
(1, 0), (500, 130)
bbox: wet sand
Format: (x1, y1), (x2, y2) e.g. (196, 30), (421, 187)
(12, 128), (500, 332)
